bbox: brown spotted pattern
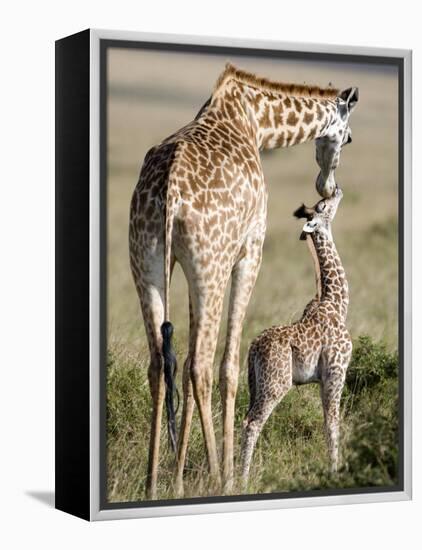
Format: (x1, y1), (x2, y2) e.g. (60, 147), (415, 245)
(129, 64), (345, 499)
(240, 191), (352, 486)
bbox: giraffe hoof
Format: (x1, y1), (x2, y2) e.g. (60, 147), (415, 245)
(175, 481), (185, 499)
(223, 478), (234, 495)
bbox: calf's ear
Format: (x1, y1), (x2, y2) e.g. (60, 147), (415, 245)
(293, 203), (314, 220)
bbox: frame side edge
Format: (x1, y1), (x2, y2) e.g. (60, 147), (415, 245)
(402, 49), (412, 499)
(55, 28), (91, 521)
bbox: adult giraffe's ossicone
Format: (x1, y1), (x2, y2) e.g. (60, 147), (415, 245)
(129, 63), (358, 499)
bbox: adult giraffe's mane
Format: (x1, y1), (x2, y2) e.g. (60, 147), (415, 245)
(213, 62), (339, 99)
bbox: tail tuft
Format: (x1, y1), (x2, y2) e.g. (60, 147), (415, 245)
(161, 321), (178, 453)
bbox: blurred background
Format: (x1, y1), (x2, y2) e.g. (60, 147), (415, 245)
(106, 46), (399, 501)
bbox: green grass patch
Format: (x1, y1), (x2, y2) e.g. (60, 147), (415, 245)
(106, 336), (399, 502)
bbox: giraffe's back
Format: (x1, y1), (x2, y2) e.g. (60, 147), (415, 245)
(130, 112), (267, 280)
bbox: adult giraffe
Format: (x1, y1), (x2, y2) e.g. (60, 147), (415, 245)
(129, 63), (358, 499)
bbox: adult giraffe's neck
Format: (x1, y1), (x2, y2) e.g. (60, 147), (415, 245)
(312, 231), (349, 320)
(233, 81), (338, 150)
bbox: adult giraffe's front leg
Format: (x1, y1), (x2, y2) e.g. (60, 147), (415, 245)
(219, 227), (265, 493)
(176, 267), (229, 494)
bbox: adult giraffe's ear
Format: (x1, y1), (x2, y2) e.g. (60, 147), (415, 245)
(293, 203), (315, 220)
(339, 87), (359, 113)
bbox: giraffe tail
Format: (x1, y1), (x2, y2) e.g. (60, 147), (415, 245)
(161, 321), (178, 453)
(161, 178), (179, 453)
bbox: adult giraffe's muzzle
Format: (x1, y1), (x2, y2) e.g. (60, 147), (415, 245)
(315, 169), (337, 199)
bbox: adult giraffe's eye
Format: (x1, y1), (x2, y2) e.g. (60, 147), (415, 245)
(317, 202), (326, 213)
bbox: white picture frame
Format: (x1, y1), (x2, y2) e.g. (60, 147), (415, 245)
(55, 28), (412, 521)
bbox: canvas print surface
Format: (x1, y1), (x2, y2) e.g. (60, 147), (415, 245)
(104, 44), (399, 504)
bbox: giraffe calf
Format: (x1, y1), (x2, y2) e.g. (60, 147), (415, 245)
(240, 187), (352, 487)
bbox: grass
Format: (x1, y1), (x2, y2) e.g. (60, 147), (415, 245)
(106, 336), (399, 502)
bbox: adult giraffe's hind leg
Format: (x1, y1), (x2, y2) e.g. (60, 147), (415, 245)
(130, 240), (175, 500)
(219, 229), (264, 493)
(174, 357), (195, 497)
(138, 283), (166, 500)
(175, 296), (196, 497)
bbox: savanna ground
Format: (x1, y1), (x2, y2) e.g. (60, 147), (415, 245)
(106, 48), (399, 502)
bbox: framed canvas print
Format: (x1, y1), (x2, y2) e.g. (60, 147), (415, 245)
(55, 29), (412, 521)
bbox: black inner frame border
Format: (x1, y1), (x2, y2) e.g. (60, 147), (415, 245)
(99, 38), (405, 511)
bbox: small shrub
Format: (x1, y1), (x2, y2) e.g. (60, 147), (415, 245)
(344, 392), (399, 486)
(345, 335), (398, 397)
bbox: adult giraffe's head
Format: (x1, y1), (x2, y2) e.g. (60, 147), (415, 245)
(207, 64), (359, 198)
(315, 87), (359, 198)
